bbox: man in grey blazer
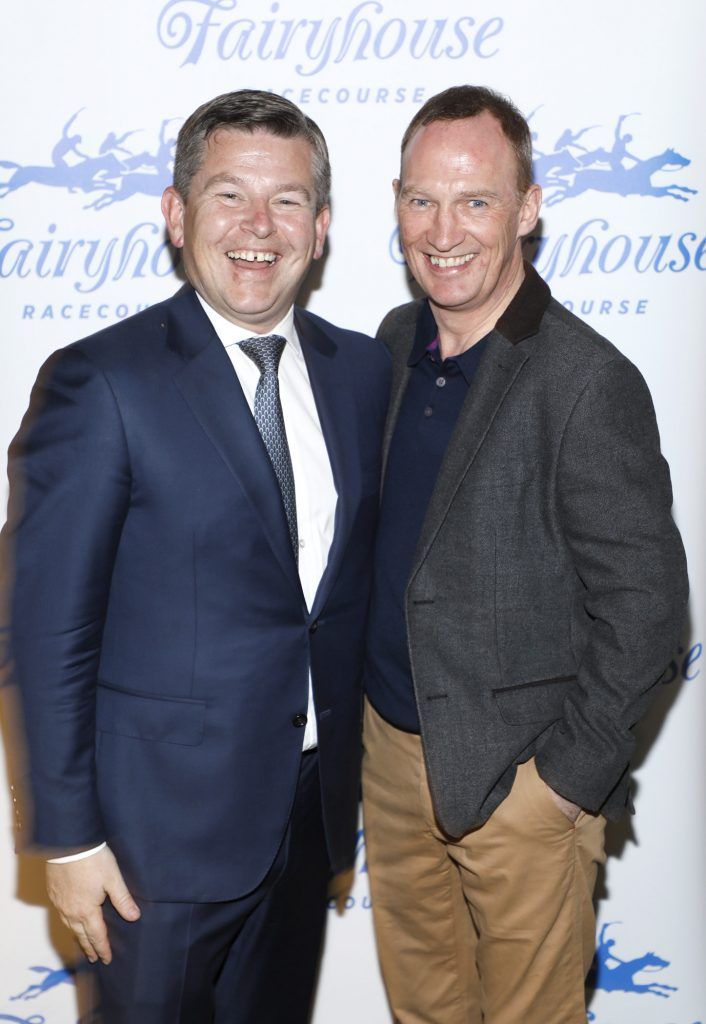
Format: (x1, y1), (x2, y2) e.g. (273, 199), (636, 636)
(362, 85), (688, 1024)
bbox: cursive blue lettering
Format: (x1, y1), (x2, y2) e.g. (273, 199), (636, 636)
(218, 18), (256, 59)
(296, 17), (343, 76)
(157, 0), (236, 67)
(155, 0), (506, 73)
(474, 16), (503, 57)
(667, 231), (696, 272)
(410, 18), (447, 60)
(634, 234), (672, 274)
(374, 18), (406, 59)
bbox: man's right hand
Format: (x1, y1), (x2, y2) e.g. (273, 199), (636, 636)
(45, 846), (141, 964)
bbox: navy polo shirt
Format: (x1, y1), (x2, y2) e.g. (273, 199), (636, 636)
(365, 301), (489, 733)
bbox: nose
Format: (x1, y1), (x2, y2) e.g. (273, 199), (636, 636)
(241, 199), (274, 238)
(427, 204), (464, 253)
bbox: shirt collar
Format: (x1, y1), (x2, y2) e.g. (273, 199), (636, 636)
(408, 259), (552, 368)
(407, 301), (488, 384)
(195, 293), (301, 358)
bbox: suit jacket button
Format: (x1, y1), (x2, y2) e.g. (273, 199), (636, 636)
(292, 713), (308, 728)
(309, 620), (318, 633)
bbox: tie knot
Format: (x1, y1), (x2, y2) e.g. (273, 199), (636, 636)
(238, 334), (287, 375)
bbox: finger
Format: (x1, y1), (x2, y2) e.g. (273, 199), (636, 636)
(72, 923), (99, 964)
(82, 908), (113, 964)
(107, 878), (141, 922)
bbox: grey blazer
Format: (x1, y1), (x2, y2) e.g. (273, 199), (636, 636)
(379, 263), (688, 836)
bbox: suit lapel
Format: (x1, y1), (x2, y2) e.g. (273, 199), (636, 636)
(295, 310), (361, 619)
(381, 361), (411, 488)
(411, 334), (529, 577)
(169, 288), (303, 603)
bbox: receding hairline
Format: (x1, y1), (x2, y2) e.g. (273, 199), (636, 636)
(399, 112), (528, 196)
(398, 85), (534, 195)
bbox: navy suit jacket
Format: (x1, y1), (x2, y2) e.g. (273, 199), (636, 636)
(6, 286), (390, 901)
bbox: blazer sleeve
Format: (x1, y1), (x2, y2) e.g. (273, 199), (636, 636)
(534, 355), (689, 812)
(5, 346), (131, 850)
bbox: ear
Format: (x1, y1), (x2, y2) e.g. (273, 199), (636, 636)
(392, 178), (401, 200)
(313, 204), (330, 260)
(161, 186), (186, 249)
(517, 183), (542, 238)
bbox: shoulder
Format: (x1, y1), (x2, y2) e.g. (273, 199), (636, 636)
(525, 298), (656, 427)
(66, 291), (180, 370)
(538, 297), (628, 367)
(530, 295), (646, 390)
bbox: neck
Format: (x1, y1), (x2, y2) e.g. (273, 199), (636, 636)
(433, 258), (525, 360)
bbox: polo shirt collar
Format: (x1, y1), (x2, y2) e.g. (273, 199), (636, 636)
(408, 259), (552, 369)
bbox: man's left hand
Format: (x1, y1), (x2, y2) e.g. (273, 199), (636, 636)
(546, 784), (581, 823)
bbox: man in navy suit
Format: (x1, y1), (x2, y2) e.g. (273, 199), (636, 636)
(5, 90), (390, 1022)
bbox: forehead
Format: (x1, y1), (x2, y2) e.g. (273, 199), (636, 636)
(401, 113), (518, 184)
(198, 127), (315, 178)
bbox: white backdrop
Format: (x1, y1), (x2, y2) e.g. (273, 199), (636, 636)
(0, 2), (704, 1022)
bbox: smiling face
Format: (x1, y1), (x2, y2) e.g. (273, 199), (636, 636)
(395, 113), (541, 337)
(162, 128), (329, 332)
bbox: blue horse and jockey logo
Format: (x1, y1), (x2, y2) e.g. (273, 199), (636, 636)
(588, 921), (678, 999)
(9, 965), (77, 1002)
(0, 963), (100, 1024)
(530, 111), (696, 205)
(0, 109), (178, 209)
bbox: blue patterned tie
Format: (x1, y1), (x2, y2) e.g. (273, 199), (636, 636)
(238, 334), (298, 561)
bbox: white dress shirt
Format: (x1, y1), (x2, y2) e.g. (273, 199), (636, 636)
(198, 296), (338, 752)
(50, 297), (337, 864)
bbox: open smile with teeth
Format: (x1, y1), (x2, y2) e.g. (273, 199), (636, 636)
(428, 253), (476, 268)
(226, 250), (278, 263)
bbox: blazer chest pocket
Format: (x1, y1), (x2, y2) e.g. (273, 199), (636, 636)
(96, 682), (206, 746)
(492, 675), (576, 726)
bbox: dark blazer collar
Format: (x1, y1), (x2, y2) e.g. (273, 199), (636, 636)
(495, 260), (551, 345)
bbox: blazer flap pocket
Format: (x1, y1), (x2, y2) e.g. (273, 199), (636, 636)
(96, 683), (206, 746)
(492, 675), (576, 726)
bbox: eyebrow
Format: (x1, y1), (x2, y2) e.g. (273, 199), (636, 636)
(400, 185), (501, 201)
(204, 174), (312, 200)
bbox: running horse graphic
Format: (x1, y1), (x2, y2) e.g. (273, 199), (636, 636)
(0, 110), (177, 205)
(545, 147), (697, 205)
(589, 922), (678, 998)
(532, 112), (697, 206)
(11, 965), (76, 1001)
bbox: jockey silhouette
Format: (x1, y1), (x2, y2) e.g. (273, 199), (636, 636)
(51, 110), (88, 167)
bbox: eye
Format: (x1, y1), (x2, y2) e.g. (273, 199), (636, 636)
(410, 198), (431, 208)
(468, 198), (487, 209)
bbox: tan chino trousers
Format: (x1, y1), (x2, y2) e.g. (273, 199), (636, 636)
(362, 699), (606, 1024)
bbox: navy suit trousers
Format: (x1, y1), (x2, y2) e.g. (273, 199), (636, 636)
(94, 752), (329, 1023)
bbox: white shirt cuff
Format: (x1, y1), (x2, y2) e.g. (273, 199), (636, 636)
(48, 842), (107, 864)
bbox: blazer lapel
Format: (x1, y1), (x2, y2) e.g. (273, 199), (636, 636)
(381, 360), (411, 486)
(411, 334), (530, 576)
(169, 289), (303, 602)
(295, 310), (361, 619)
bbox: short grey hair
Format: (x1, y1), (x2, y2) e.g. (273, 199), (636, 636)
(173, 90), (331, 211)
(400, 85), (534, 195)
